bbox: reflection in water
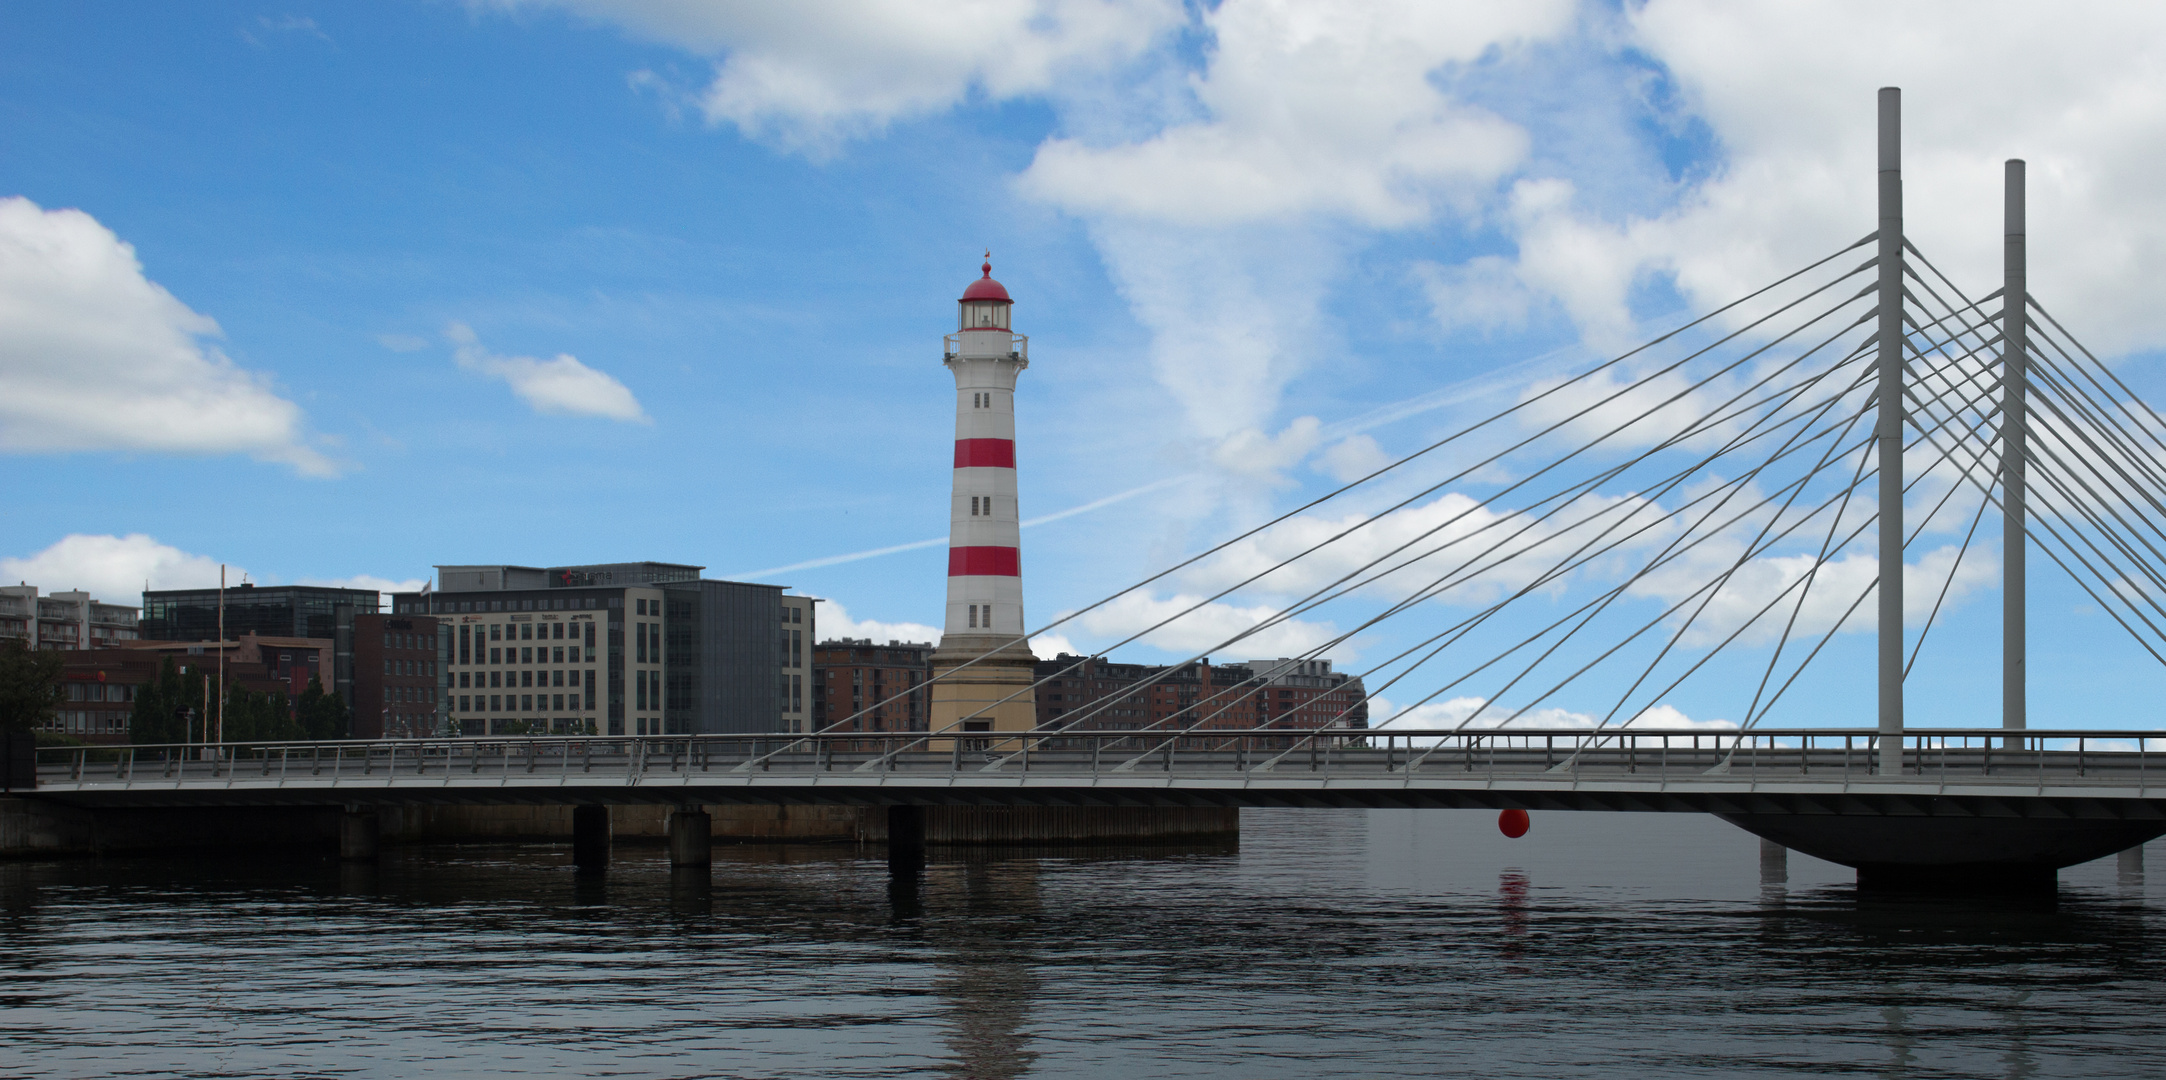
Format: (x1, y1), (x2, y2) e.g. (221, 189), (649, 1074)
(930, 857), (1041, 1080)
(0, 818), (2158, 1079)
(1497, 870), (1530, 973)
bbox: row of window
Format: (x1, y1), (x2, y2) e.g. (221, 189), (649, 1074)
(780, 628), (803, 668)
(775, 673), (804, 713)
(457, 690), (597, 713)
(381, 632), (429, 651)
(634, 621), (660, 664)
(967, 496), (1005, 517)
(966, 604), (992, 628)
(455, 621), (594, 664)
(467, 646), (593, 666)
(385, 685), (436, 704)
(64, 683), (134, 702)
(384, 658), (437, 677)
(41, 711), (127, 734)
(435, 597), (614, 614)
(458, 669), (587, 689)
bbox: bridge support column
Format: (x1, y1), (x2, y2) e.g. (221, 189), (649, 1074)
(1759, 838), (1787, 884)
(2120, 844), (2145, 880)
(667, 806), (711, 868)
(887, 805), (926, 875)
(339, 807), (379, 862)
(1875, 85), (1907, 777)
(572, 805), (610, 873)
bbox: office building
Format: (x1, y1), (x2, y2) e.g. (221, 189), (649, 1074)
(400, 561), (809, 737)
(352, 613), (445, 739)
(140, 583), (376, 706)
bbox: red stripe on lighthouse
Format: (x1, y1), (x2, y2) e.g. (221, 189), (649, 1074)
(948, 546), (1021, 577)
(953, 438), (1016, 468)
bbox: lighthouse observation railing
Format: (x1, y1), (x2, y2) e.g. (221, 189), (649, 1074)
(942, 332), (1027, 362)
(30, 727), (2166, 793)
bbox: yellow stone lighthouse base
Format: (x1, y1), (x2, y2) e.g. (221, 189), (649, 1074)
(928, 634), (1038, 744)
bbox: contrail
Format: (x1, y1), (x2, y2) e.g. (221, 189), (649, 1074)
(727, 474), (1198, 580)
(725, 335), (1624, 583)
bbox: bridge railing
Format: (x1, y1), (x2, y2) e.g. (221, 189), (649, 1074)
(27, 727), (2166, 789)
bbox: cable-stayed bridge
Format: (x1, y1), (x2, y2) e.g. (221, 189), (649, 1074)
(23, 89), (2166, 888)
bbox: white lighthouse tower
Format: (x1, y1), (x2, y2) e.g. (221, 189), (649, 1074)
(929, 257), (1039, 735)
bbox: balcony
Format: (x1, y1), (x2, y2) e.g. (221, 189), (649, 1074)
(942, 331), (1028, 364)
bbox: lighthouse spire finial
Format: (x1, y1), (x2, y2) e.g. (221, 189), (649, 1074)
(983, 250), (992, 276)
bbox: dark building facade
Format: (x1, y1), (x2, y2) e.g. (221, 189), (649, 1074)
(813, 639), (933, 733)
(140, 584), (377, 708)
(403, 561), (804, 737)
(1034, 656), (1368, 732)
(352, 614), (444, 739)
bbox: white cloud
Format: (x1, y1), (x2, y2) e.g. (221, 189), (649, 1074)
(1314, 434), (1392, 484)
(376, 333), (430, 353)
(0, 534), (232, 604)
(811, 597), (939, 646)
(1464, 2), (2166, 357)
(1212, 415), (1321, 483)
(499, 0), (1183, 157)
(1072, 589), (1338, 660)
(1030, 632), (1080, 658)
(448, 323), (650, 423)
(1017, 0), (1572, 227)
(1372, 693), (1735, 731)
(0, 197), (332, 476)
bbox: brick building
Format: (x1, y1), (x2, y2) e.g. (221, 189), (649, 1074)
(352, 613), (445, 739)
(812, 639), (932, 733)
(1034, 655), (1368, 732)
(47, 648), (292, 744)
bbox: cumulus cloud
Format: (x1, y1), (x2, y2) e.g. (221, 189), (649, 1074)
(811, 597), (939, 646)
(0, 534), (232, 604)
(498, 0), (1182, 156)
(1373, 694), (1735, 731)
(448, 323), (650, 423)
(0, 197), (332, 476)
(1314, 434), (1393, 484)
(1072, 589), (1339, 660)
(1459, 1), (2166, 356)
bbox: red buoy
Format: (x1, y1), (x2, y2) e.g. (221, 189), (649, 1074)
(1498, 808), (1530, 838)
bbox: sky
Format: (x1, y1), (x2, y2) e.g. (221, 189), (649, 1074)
(9, 1), (2166, 731)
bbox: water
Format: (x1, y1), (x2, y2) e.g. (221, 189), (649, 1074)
(1, 809), (2160, 1079)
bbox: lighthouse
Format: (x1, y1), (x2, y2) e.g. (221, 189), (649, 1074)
(929, 257), (1039, 735)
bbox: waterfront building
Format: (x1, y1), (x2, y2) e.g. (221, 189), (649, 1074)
(929, 259), (1038, 736)
(140, 583), (376, 707)
(401, 562), (809, 737)
(1034, 655), (1368, 732)
(352, 613), (445, 739)
(812, 638), (932, 733)
(125, 634), (333, 703)
(0, 585), (141, 650)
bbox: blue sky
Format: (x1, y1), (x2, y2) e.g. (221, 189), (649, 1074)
(9, 1), (2166, 731)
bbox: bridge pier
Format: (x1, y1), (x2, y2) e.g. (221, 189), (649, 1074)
(667, 807), (711, 868)
(339, 807), (379, 862)
(1759, 838), (1787, 884)
(887, 805), (926, 875)
(2120, 844), (2145, 881)
(571, 805), (610, 873)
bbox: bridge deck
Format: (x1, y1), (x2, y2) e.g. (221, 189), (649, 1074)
(24, 729), (2166, 819)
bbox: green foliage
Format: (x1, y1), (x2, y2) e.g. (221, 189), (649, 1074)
(0, 639), (64, 733)
(129, 656), (204, 745)
(296, 676), (348, 740)
(221, 682), (300, 743)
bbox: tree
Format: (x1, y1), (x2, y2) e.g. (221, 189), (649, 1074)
(296, 676), (348, 740)
(129, 656), (205, 745)
(0, 639), (64, 734)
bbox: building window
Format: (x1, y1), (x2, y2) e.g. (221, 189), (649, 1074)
(552, 669), (564, 688)
(568, 669), (581, 687)
(521, 694), (533, 711)
(635, 598), (646, 615)
(553, 693), (564, 711)
(489, 694), (501, 711)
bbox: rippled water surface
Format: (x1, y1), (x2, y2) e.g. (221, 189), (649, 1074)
(2, 809), (2161, 1078)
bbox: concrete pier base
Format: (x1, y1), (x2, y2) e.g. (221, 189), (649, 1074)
(666, 808), (711, 868)
(887, 805), (926, 874)
(571, 805), (610, 873)
(2120, 844), (2145, 880)
(339, 809), (379, 862)
(1759, 837), (1787, 884)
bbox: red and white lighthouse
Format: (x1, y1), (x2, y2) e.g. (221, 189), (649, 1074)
(930, 258), (1039, 734)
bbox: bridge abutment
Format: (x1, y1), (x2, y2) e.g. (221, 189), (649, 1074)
(888, 805), (926, 875)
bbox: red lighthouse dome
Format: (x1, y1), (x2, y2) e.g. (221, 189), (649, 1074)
(959, 257), (1013, 330)
(961, 259), (1011, 303)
